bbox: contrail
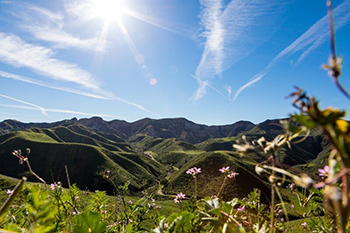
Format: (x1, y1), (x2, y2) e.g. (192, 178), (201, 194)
(194, 0), (288, 101)
(191, 75), (232, 102)
(0, 104), (121, 118)
(0, 93), (48, 116)
(233, 0), (350, 100)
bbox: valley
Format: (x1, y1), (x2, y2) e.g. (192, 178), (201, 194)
(0, 117), (328, 200)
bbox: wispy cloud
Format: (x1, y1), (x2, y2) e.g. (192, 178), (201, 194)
(0, 1), (14, 4)
(0, 32), (100, 91)
(0, 93), (48, 116)
(190, 75), (231, 102)
(193, 0), (288, 101)
(224, 85), (232, 98)
(10, 3), (104, 51)
(233, 72), (267, 100)
(0, 104), (120, 118)
(0, 92), (120, 118)
(233, 0), (350, 100)
(0, 70), (110, 100)
(0, 70), (156, 115)
(25, 26), (103, 51)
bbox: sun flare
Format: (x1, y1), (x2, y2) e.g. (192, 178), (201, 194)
(91, 0), (126, 21)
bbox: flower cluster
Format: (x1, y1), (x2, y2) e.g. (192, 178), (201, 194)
(103, 170), (111, 179)
(219, 166), (230, 173)
(318, 165), (329, 178)
(275, 209), (283, 217)
(288, 183), (295, 192)
(6, 189), (13, 196)
(186, 167), (201, 177)
(50, 182), (62, 190)
(12, 149), (30, 164)
(219, 166), (239, 179)
(174, 192), (185, 203)
(227, 171), (238, 179)
(237, 205), (245, 211)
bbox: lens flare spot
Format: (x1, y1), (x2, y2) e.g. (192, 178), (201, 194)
(136, 54), (145, 64)
(149, 78), (157, 85)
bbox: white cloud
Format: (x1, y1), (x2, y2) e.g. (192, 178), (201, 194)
(10, 4), (105, 51)
(25, 25), (103, 51)
(26, 4), (64, 22)
(0, 70), (155, 115)
(233, 72), (266, 100)
(0, 104), (120, 118)
(0, 93), (48, 116)
(191, 81), (208, 103)
(190, 75), (231, 102)
(0, 70), (110, 100)
(0, 1), (14, 4)
(224, 85), (232, 98)
(193, 0), (288, 101)
(0, 33), (99, 91)
(233, 0), (350, 100)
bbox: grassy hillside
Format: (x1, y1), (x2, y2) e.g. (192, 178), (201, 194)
(0, 127), (165, 194)
(163, 151), (270, 202)
(0, 117), (330, 202)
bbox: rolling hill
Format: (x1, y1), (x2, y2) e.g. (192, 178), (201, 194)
(0, 117), (329, 199)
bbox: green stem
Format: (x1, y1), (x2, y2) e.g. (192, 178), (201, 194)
(270, 154), (276, 232)
(0, 177), (27, 220)
(194, 177), (197, 202)
(217, 176), (227, 198)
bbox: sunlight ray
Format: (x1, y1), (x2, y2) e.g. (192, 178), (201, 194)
(96, 20), (110, 52)
(123, 9), (186, 36)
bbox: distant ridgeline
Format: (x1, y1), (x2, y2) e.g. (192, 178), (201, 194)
(0, 117), (328, 199)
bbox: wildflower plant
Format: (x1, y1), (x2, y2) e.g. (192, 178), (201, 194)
(186, 167), (201, 201)
(231, 0), (350, 231)
(217, 166), (239, 198)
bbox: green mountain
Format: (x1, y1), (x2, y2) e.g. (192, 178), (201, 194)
(0, 124), (165, 194)
(0, 117), (329, 199)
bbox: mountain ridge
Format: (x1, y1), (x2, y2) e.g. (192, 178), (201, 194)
(0, 117), (256, 144)
(0, 116), (328, 199)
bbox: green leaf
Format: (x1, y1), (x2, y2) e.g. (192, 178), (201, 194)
(72, 212), (107, 233)
(291, 114), (318, 129)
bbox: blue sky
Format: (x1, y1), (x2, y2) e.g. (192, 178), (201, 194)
(0, 0), (349, 125)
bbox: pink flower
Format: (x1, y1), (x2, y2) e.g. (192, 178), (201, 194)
(219, 166), (230, 173)
(50, 183), (55, 190)
(128, 200), (133, 204)
(176, 192), (186, 199)
(318, 165), (329, 178)
(290, 205), (294, 209)
(186, 167), (201, 176)
(237, 205), (245, 211)
(288, 183), (295, 191)
(6, 189), (13, 195)
(155, 205), (161, 209)
(227, 172), (238, 179)
(174, 192), (185, 203)
(301, 222), (307, 227)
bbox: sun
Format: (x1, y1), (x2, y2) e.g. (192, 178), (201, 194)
(91, 0), (126, 22)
